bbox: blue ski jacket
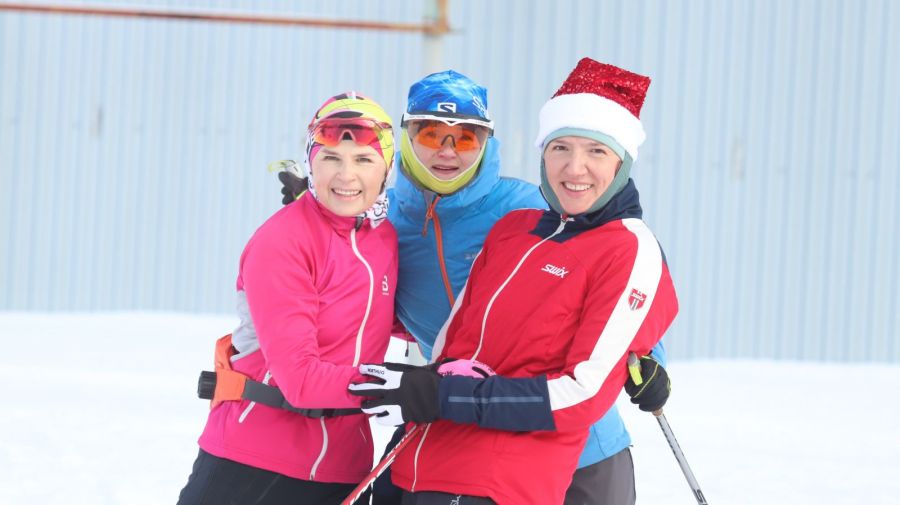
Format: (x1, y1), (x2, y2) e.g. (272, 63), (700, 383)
(386, 137), (665, 468)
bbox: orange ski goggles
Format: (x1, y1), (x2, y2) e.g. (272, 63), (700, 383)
(407, 119), (490, 152)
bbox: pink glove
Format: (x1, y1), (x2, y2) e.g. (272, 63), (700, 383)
(436, 358), (496, 378)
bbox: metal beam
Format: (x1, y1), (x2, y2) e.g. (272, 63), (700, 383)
(0, 1), (451, 34)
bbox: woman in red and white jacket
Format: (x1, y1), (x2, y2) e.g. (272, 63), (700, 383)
(177, 93), (398, 505)
(351, 59), (679, 505)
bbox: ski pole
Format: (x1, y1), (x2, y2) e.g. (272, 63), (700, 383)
(340, 424), (422, 505)
(628, 353), (709, 505)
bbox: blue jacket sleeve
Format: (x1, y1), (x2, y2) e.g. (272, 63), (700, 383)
(438, 375), (556, 432)
(650, 340), (667, 367)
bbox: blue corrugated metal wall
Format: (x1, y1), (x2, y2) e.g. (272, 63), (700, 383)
(2, 0), (897, 362)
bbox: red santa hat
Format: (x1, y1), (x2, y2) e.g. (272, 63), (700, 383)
(534, 58), (651, 161)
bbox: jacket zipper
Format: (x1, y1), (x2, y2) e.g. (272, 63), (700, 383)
(472, 218), (568, 360)
(411, 220), (568, 487)
(421, 195), (456, 307)
(310, 226), (374, 481)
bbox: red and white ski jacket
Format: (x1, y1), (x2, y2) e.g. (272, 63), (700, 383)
(198, 191), (398, 483)
(390, 181), (677, 504)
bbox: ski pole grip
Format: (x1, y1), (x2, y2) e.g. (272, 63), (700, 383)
(629, 352), (665, 416)
(627, 352), (643, 386)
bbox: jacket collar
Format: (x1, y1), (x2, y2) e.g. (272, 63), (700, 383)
(532, 178), (643, 240)
(392, 137), (502, 221)
(299, 191), (368, 237)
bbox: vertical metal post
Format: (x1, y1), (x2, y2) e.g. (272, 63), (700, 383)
(422, 0), (449, 74)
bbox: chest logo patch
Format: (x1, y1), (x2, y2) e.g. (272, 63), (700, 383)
(628, 288), (647, 310)
(541, 263), (569, 279)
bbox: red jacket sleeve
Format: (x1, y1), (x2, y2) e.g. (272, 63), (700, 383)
(546, 219), (678, 431)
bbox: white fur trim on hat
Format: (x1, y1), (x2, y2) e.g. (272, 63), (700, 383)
(534, 93), (646, 161)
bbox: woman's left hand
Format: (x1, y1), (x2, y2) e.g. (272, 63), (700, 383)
(624, 354), (671, 412)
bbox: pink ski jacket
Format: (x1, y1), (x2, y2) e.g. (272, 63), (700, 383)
(198, 191), (398, 483)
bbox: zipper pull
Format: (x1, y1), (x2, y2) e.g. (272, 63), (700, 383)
(557, 214), (569, 233)
(421, 195), (441, 237)
(421, 207), (432, 237)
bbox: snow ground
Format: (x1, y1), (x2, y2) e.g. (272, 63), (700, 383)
(1, 312), (898, 505)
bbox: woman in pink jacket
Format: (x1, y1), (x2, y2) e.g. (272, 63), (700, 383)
(177, 92), (398, 505)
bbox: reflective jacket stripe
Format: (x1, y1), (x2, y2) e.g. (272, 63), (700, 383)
(410, 423), (432, 492)
(309, 418), (328, 479)
(350, 227), (374, 367)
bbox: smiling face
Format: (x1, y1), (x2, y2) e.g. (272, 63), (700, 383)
(542, 135), (622, 215)
(408, 120), (488, 180)
(311, 140), (387, 216)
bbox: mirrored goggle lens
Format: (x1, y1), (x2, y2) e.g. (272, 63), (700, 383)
(310, 118), (391, 147)
(409, 120), (489, 152)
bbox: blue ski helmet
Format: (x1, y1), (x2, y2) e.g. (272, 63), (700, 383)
(402, 70), (494, 129)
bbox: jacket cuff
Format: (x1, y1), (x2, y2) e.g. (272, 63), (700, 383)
(438, 375), (556, 432)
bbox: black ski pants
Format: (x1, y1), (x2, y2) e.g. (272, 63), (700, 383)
(176, 449), (368, 505)
(400, 491), (496, 504)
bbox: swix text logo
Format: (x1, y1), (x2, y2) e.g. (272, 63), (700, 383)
(437, 102), (457, 113)
(382, 275), (390, 296)
(541, 263), (569, 279)
(628, 289), (647, 310)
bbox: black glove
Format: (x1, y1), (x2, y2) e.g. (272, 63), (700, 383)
(624, 354), (670, 412)
(348, 363), (442, 426)
(278, 170), (309, 205)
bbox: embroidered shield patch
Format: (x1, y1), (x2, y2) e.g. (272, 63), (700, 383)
(628, 288), (647, 310)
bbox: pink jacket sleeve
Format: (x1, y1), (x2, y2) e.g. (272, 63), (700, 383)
(239, 224), (363, 409)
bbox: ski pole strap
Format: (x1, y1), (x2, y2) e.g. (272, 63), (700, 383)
(197, 370), (362, 418)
